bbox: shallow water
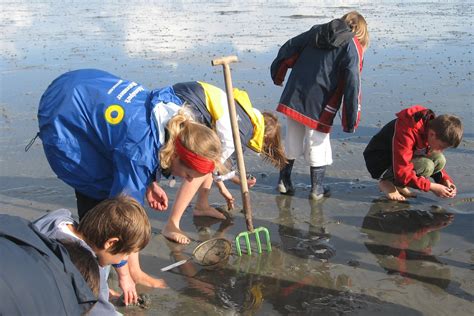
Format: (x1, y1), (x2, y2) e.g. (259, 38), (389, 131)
(1, 1), (473, 315)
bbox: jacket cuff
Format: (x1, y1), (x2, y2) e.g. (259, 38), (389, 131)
(420, 177), (431, 192)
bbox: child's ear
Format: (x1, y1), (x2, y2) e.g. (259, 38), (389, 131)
(103, 237), (119, 251)
(427, 129), (434, 138)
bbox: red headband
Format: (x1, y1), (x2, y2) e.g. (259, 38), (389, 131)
(175, 138), (215, 174)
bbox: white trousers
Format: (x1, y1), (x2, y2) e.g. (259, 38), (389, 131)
(285, 117), (333, 167)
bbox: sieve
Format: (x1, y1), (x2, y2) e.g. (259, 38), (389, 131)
(161, 237), (232, 272)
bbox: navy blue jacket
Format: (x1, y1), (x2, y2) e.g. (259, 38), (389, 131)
(271, 18), (364, 133)
(0, 214), (96, 316)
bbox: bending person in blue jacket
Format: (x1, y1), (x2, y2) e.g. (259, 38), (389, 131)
(271, 11), (369, 200)
(37, 69), (224, 301)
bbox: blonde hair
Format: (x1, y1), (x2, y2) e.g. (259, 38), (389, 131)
(78, 194), (151, 254)
(160, 111), (225, 173)
(342, 11), (369, 48)
(261, 111), (287, 169)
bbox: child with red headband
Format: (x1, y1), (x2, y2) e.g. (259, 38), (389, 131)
(36, 69), (224, 305)
(151, 81), (288, 244)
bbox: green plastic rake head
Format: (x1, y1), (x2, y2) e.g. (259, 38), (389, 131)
(235, 226), (272, 256)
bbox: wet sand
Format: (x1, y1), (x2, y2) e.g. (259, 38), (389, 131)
(1, 1), (473, 315)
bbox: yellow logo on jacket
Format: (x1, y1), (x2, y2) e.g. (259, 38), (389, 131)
(104, 105), (124, 125)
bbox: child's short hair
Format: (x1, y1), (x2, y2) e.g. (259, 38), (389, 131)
(428, 114), (463, 148)
(78, 195), (151, 255)
(262, 111), (287, 169)
(342, 11), (369, 48)
(60, 239), (100, 298)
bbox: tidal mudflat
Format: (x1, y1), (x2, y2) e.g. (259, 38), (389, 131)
(1, 1), (472, 315)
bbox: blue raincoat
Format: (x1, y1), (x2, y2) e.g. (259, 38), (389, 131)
(38, 69), (183, 203)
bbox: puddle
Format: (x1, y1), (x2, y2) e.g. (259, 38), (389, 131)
(438, 193), (474, 214)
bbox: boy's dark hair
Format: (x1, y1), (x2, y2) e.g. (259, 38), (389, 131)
(428, 114), (463, 148)
(60, 239), (100, 298)
(77, 194), (151, 255)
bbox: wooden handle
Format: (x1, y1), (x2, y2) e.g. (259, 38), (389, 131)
(211, 55), (238, 66)
(212, 56), (254, 232)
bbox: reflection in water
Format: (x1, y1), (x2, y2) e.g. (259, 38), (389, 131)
(162, 217), (237, 314)
(444, 193), (474, 215)
(166, 247), (421, 315)
(270, 196), (353, 314)
(276, 195), (335, 260)
(361, 200), (454, 289)
(192, 209), (234, 241)
(159, 198), (422, 315)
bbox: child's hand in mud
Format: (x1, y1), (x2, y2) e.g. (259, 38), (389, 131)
(430, 183), (455, 198)
(217, 181), (235, 210)
(115, 265), (138, 305)
(146, 181), (169, 211)
(222, 188), (235, 210)
(444, 180), (457, 197)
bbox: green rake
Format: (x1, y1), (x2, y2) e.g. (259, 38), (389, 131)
(212, 55), (272, 256)
(234, 227), (271, 256)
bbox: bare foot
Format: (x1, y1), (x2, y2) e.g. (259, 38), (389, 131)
(162, 223), (191, 244)
(396, 186), (417, 198)
(193, 205), (226, 220)
(379, 180), (406, 201)
(131, 270), (168, 289)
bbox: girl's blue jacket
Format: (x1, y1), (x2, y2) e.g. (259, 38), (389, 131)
(38, 69), (182, 203)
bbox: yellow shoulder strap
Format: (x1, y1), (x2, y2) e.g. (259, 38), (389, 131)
(198, 82), (264, 153)
(233, 88), (264, 153)
(197, 81), (224, 122)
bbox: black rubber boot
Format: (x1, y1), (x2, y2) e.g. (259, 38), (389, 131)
(309, 166), (331, 200)
(278, 159), (295, 195)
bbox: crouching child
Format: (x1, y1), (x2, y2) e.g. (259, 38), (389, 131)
(363, 105), (463, 201)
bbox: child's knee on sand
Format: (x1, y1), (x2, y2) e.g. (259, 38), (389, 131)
(429, 151), (447, 173)
(412, 152), (446, 177)
(412, 157), (436, 177)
